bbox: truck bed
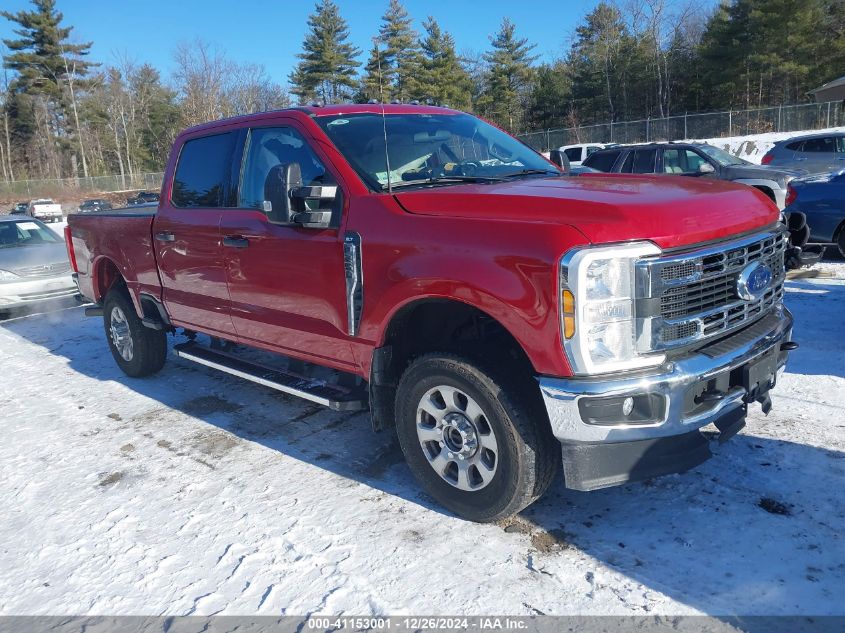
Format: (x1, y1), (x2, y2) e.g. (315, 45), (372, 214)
(67, 206), (162, 306)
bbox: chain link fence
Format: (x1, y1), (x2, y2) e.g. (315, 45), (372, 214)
(0, 172), (164, 200)
(3, 100), (845, 197)
(518, 100), (845, 151)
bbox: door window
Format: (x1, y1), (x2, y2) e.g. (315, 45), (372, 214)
(663, 149), (708, 174)
(801, 137), (836, 153)
(171, 132), (239, 208)
(583, 150), (621, 172)
(631, 149), (657, 173)
(238, 126), (337, 223)
(564, 147), (582, 162)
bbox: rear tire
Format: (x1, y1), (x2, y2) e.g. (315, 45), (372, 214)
(395, 353), (557, 522)
(103, 288), (167, 377)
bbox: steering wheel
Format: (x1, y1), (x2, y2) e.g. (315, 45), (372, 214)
(459, 161), (482, 176)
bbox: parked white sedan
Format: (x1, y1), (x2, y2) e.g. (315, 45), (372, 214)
(0, 216), (78, 316)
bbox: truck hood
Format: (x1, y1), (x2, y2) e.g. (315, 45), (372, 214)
(722, 163), (805, 186)
(0, 242), (70, 274)
(393, 175), (780, 249)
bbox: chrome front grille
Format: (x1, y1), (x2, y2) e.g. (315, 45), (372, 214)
(637, 229), (788, 350)
(13, 262), (71, 278)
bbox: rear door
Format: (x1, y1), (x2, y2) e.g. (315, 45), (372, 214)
(154, 129), (240, 337)
(794, 136), (839, 173)
(219, 121), (356, 368)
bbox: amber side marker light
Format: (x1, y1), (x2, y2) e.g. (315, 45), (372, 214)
(562, 289), (576, 339)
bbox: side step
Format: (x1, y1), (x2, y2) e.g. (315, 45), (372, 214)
(173, 341), (368, 412)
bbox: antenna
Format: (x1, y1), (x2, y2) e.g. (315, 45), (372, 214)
(373, 38), (392, 194)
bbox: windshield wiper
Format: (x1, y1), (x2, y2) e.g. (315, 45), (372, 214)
(500, 168), (562, 179)
(381, 175), (506, 191)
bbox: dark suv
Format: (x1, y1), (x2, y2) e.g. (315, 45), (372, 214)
(583, 142), (802, 210)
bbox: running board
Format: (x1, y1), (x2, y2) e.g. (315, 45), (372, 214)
(173, 341), (368, 411)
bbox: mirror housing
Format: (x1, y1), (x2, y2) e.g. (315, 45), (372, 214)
(263, 162), (337, 229)
(698, 162), (716, 174)
(549, 149), (571, 173)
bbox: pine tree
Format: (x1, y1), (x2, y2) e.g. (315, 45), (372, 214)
(377, 0), (420, 101)
(567, 2), (631, 123)
(289, 0), (360, 104)
(479, 18), (537, 131)
(410, 17), (471, 109)
(2, 0), (96, 178)
(358, 43), (388, 103)
(527, 62), (571, 131)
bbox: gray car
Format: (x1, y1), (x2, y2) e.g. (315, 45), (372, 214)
(0, 216), (78, 317)
(761, 132), (845, 174)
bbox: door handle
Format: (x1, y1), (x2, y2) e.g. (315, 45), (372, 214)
(155, 231), (175, 242)
(223, 235), (249, 249)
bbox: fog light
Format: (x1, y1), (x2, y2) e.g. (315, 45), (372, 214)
(578, 393), (666, 426)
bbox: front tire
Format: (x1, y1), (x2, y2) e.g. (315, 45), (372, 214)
(103, 288), (167, 377)
(395, 354), (556, 522)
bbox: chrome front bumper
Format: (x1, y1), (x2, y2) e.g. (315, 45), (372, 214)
(539, 304), (793, 445)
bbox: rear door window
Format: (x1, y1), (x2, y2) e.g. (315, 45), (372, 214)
(632, 149), (657, 173)
(801, 137), (837, 153)
(584, 150), (621, 172)
(172, 132), (239, 208)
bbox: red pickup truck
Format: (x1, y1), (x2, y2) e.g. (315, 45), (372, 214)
(67, 104), (795, 522)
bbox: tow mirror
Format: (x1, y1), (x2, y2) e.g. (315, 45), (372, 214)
(291, 183), (337, 229)
(263, 162), (336, 228)
(549, 149), (571, 173)
(698, 162), (716, 174)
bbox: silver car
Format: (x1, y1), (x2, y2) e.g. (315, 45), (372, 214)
(762, 132), (845, 174)
(0, 216), (78, 316)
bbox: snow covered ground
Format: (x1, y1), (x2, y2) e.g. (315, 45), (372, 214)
(0, 259), (843, 617)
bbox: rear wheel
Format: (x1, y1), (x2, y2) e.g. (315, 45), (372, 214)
(103, 288), (167, 377)
(395, 353), (556, 522)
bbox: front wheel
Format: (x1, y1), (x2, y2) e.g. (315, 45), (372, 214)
(103, 288), (167, 377)
(395, 354), (557, 522)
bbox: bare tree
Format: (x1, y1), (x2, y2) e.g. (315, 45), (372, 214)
(173, 40), (288, 126)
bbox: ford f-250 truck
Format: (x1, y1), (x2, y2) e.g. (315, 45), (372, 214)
(66, 104), (795, 522)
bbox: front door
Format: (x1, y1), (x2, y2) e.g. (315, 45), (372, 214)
(155, 130), (240, 337)
(219, 123), (356, 369)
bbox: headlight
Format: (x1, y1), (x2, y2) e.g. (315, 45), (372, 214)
(0, 269), (20, 282)
(560, 242), (665, 375)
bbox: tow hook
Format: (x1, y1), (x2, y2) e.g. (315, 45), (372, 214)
(780, 341), (799, 351)
(695, 390), (726, 405)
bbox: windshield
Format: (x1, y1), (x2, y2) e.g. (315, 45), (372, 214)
(315, 112), (559, 190)
(697, 145), (748, 167)
(0, 220), (62, 248)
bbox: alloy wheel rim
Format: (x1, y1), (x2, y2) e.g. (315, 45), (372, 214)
(109, 306), (134, 362)
(416, 385), (498, 491)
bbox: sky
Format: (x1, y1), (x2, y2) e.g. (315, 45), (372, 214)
(0, 0), (611, 87)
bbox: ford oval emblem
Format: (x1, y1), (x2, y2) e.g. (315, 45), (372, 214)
(737, 262), (773, 301)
